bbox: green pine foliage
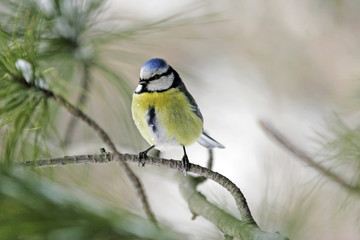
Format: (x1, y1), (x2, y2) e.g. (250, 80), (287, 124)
(0, 167), (175, 240)
(0, 14), (51, 163)
(323, 115), (360, 189)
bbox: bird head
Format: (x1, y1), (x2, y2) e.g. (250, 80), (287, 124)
(135, 58), (177, 93)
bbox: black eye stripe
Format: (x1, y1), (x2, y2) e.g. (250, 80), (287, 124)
(147, 67), (173, 81)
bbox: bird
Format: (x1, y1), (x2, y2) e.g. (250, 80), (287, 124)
(131, 58), (224, 173)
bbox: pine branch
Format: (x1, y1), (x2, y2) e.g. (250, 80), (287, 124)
(18, 151), (254, 224)
(259, 119), (360, 194)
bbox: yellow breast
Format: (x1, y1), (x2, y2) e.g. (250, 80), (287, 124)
(131, 88), (203, 148)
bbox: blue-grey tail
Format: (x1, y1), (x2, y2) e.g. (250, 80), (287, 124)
(197, 132), (225, 149)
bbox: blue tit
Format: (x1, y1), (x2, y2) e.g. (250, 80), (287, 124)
(132, 58), (224, 172)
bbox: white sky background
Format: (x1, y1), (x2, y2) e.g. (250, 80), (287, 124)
(65, 0), (360, 239)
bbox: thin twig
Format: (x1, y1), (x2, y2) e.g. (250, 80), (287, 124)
(259, 119), (360, 194)
(207, 148), (213, 170)
(18, 151), (255, 224)
(52, 94), (157, 224)
(64, 62), (92, 146)
(197, 148), (213, 183)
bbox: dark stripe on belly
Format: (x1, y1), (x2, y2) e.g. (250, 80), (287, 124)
(147, 107), (157, 132)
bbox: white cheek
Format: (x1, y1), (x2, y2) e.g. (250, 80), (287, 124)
(147, 74), (174, 92)
(135, 84), (143, 93)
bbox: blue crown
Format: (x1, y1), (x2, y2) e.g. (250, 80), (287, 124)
(142, 58), (168, 72)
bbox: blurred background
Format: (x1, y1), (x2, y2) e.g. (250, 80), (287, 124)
(1, 0), (360, 239)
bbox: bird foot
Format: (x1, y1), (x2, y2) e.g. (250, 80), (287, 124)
(181, 154), (190, 174)
(138, 151), (148, 167)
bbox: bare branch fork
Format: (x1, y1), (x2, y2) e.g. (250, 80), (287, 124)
(180, 149), (287, 239)
(18, 151), (254, 223)
(179, 176), (289, 240)
(18, 150), (289, 239)
(259, 119), (360, 194)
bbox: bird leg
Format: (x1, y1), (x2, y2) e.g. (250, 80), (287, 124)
(182, 146), (190, 174)
(138, 145), (155, 167)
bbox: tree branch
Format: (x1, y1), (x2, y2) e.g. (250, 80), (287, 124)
(259, 119), (360, 194)
(18, 148), (291, 238)
(179, 176), (288, 240)
(50, 93), (157, 224)
(64, 62), (92, 146)
(18, 151), (254, 224)
(17, 153), (113, 167)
